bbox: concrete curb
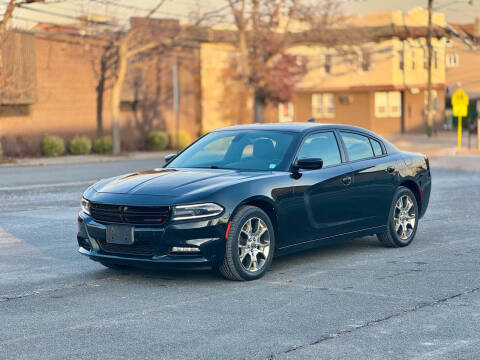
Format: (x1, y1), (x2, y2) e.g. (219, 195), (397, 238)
(1, 134), (479, 167)
(0, 151), (171, 167)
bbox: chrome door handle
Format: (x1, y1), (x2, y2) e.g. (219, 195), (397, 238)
(342, 176), (352, 185)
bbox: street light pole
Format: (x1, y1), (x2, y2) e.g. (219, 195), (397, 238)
(426, 0), (434, 136)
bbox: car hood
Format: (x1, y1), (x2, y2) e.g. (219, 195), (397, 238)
(93, 168), (273, 196)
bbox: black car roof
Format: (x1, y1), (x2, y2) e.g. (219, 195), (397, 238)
(213, 122), (401, 153)
(215, 122), (380, 137)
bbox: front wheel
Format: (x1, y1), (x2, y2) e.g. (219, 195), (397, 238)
(218, 206), (275, 281)
(377, 186), (419, 248)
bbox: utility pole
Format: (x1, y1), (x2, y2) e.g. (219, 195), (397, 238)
(172, 56), (179, 149)
(426, 0), (434, 136)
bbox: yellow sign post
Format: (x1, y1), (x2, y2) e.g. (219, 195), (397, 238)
(451, 88), (469, 148)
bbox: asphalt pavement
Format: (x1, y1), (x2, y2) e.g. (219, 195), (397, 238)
(1, 155), (480, 360)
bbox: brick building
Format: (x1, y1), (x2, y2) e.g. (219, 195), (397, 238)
(0, 9), (450, 156)
(0, 20), (201, 156)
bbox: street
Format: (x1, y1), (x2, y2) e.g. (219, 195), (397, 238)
(1, 156), (480, 360)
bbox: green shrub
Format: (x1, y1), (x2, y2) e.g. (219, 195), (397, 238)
(147, 131), (169, 151)
(42, 135), (65, 157)
(69, 135), (92, 155)
(171, 130), (192, 150)
(92, 136), (113, 153)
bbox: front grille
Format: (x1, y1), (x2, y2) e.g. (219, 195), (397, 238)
(99, 242), (156, 257)
(90, 203), (170, 225)
(90, 203), (123, 223)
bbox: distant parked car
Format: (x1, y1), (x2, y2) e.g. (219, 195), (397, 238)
(77, 123), (431, 281)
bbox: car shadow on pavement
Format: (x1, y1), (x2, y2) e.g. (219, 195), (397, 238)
(93, 235), (384, 283)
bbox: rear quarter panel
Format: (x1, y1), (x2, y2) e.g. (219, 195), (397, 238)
(400, 152), (432, 218)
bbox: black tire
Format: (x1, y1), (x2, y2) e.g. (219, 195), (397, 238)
(377, 186), (419, 248)
(218, 206), (275, 281)
(99, 261), (131, 270)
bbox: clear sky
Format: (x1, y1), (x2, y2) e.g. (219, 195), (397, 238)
(3, 0), (480, 30)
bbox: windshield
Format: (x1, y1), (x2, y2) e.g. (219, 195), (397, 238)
(166, 130), (296, 171)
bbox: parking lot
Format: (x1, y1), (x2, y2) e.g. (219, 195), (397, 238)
(1, 155), (480, 360)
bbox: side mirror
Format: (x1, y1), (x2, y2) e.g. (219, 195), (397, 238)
(291, 158), (323, 172)
(164, 153), (176, 163)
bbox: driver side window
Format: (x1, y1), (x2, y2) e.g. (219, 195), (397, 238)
(297, 132), (341, 167)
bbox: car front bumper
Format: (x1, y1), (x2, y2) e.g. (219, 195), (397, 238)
(77, 212), (228, 267)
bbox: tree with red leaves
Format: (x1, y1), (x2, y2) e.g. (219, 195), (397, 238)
(227, 0), (354, 123)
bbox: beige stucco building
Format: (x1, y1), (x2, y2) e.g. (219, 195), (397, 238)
(200, 8), (447, 135)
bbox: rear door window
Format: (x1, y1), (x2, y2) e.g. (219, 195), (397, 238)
(370, 138), (383, 156)
(340, 132), (374, 161)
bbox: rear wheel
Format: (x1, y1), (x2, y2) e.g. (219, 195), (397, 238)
(218, 206), (275, 281)
(377, 186), (419, 248)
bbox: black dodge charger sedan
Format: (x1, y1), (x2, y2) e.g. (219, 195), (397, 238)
(78, 123), (431, 280)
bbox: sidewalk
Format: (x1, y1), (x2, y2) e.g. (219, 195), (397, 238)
(385, 131), (479, 157)
(0, 151), (171, 167)
(1, 131), (478, 167)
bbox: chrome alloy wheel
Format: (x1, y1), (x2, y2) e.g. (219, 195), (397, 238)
(394, 195), (416, 240)
(238, 217), (270, 273)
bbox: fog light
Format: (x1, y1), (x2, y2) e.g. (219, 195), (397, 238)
(79, 237), (92, 251)
(171, 246), (200, 253)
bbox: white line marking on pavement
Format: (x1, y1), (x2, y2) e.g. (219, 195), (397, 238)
(0, 180), (98, 191)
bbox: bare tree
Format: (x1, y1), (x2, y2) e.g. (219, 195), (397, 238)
(93, 42), (115, 137)
(129, 58), (169, 143)
(105, 3), (227, 154)
(226, 0), (366, 123)
(109, 3), (167, 154)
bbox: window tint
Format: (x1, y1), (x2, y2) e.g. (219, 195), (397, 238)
(188, 136), (235, 164)
(370, 138), (383, 156)
(340, 132), (374, 161)
(167, 130), (295, 171)
(297, 132), (341, 167)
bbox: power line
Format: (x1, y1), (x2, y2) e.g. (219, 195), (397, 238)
(1, 1), (142, 28)
(86, 0), (191, 19)
(11, 15), (39, 23)
(6, 2), (113, 24)
(2, 0), (195, 28)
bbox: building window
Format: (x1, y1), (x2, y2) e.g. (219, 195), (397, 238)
(398, 50), (404, 70)
(312, 93), (334, 118)
(446, 53), (459, 67)
(374, 91), (402, 118)
(278, 102), (294, 122)
(411, 50), (416, 70)
(434, 50), (438, 69)
(324, 54), (331, 74)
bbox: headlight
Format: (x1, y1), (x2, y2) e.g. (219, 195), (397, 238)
(172, 203), (223, 221)
(81, 198), (91, 215)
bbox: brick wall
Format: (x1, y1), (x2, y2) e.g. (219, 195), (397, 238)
(0, 31), (201, 156)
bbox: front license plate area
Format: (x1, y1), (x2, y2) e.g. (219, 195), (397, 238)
(106, 225), (134, 245)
